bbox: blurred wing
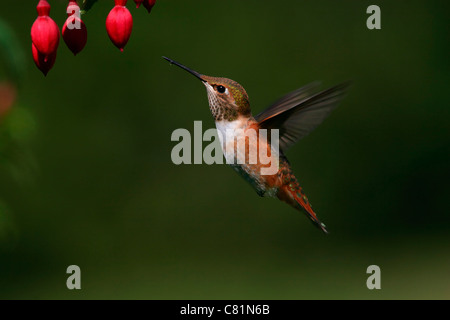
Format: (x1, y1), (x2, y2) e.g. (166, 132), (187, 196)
(255, 82), (351, 152)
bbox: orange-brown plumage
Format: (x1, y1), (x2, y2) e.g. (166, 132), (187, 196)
(164, 56), (349, 233)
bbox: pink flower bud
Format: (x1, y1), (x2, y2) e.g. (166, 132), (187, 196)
(134, 0), (144, 8)
(143, 0), (156, 13)
(62, 1), (87, 55)
(32, 43), (57, 76)
(31, 0), (60, 58)
(106, 0), (133, 52)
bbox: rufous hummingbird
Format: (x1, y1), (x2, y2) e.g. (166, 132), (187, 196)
(163, 56), (349, 233)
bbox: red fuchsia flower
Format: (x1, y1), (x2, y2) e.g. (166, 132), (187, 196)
(62, 0), (88, 55)
(31, 0), (60, 60)
(106, 0), (133, 52)
(143, 0), (156, 13)
(32, 43), (57, 76)
(134, 0), (144, 8)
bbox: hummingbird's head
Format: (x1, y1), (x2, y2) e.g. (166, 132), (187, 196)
(163, 57), (251, 122)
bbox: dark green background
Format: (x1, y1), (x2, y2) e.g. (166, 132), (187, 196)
(0, 0), (449, 299)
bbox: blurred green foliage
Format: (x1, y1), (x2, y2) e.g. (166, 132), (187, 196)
(0, 0), (449, 299)
(0, 20), (26, 84)
(81, 0), (98, 14)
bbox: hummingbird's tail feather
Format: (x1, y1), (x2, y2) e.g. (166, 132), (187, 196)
(278, 186), (329, 234)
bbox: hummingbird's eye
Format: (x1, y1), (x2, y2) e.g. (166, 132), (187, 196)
(217, 85), (226, 93)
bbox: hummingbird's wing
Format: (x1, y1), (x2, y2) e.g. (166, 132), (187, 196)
(255, 82), (351, 152)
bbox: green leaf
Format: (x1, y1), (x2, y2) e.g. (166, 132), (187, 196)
(81, 0), (99, 14)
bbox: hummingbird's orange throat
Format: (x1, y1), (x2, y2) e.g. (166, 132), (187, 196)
(203, 76), (251, 122)
(205, 83), (238, 121)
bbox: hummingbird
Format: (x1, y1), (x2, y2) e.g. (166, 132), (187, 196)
(163, 56), (349, 233)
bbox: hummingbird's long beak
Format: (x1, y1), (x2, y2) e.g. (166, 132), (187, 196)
(163, 56), (205, 82)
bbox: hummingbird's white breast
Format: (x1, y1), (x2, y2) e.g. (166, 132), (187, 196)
(215, 118), (248, 165)
(215, 118), (280, 198)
